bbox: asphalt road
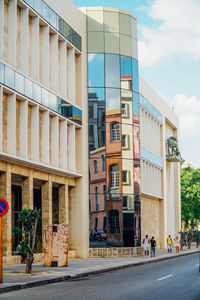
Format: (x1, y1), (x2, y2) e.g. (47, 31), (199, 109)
(1, 253), (200, 300)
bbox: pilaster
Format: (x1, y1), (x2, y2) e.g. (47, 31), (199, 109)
(8, 0), (17, 67)
(31, 105), (39, 162)
(7, 93), (16, 156)
(20, 99), (28, 159)
(20, 7), (29, 74)
(67, 48), (75, 103)
(0, 0), (4, 60)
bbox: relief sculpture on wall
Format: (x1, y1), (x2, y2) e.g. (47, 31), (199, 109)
(166, 136), (181, 162)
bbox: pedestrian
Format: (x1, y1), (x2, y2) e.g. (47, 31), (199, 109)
(150, 236), (156, 257)
(173, 236), (180, 253)
(167, 235), (173, 253)
(143, 234), (150, 256)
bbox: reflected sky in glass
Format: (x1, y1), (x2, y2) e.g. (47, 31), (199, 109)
(88, 54), (104, 87)
(88, 88), (105, 101)
(106, 88), (120, 112)
(105, 54), (120, 88)
(121, 56), (132, 77)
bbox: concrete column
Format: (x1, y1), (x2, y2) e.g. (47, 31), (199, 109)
(75, 54), (82, 107)
(31, 105), (39, 162)
(31, 16), (39, 81)
(0, 171), (12, 256)
(42, 110), (49, 165)
(59, 184), (68, 224)
(41, 25), (49, 87)
(59, 119), (67, 170)
(20, 100), (28, 159)
(7, 94), (16, 156)
(59, 41), (67, 98)
(68, 124), (75, 172)
(20, 7), (29, 74)
(0, 0), (4, 60)
(50, 33), (58, 92)
(22, 176), (33, 209)
(8, 0), (17, 67)
(0, 87), (3, 152)
(67, 48), (75, 103)
(51, 115), (59, 168)
(42, 179), (52, 227)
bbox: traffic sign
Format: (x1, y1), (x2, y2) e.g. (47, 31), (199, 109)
(0, 199), (9, 216)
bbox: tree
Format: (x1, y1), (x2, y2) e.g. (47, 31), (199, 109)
(181, 168), (200, 228)
(19, 208), (41, 273)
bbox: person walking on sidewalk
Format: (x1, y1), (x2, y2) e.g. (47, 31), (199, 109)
(167, 235), (173, 253)
(143, 235), (150, 256)
(150, 236), (156, 257)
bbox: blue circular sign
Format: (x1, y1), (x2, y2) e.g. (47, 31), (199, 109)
(0, 199), (9, 216)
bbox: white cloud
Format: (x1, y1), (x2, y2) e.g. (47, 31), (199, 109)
(138, 0), (200, 67)
(164, 94), (200, 166)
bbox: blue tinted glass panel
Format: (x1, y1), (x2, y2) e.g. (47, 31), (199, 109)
(33, 0), (42, 15)
(140, 147), (163, 168)
(105, 54), (120, 88)
(33, 83), (41, 103)
(132, 58), (138, 93)
(24, 78), (33, 98)
(106, 88), (120, 112)
(72, 106), (82, 125)
(5, 66), (14, 89)
(42, 88), (49, 107)
(24, 0), (33, 7)
(88, 54), (104, 87)
(49, 9), (58, 29)
(88, 88), (105, 102)
(139, 94), (163, 123)
(41, 1), (50, 22)
(49, 93), (57, 112)
(133, 92), (139, 115)
(121, 56), (132, 77)
(0, 62), (4, 83)
(15, 72), (24, 94)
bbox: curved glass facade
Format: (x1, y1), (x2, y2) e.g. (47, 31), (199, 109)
(87, 8), (140, 247)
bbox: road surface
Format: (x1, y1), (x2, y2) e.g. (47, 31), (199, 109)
(1, 253), (199, 300)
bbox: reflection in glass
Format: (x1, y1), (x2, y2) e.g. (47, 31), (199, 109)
(0, 62), (4, 83)
(49, 93), (57, 112)
(42, 88), (49, 107)
(49, 9), (58, 29)
(41, 1), (50, 22)
(24, 78), (33, 99)
(119, 13), (131, 35)
(133, 92), (139, 115)
(33, 83), (41, 104)
(33, 0), (42, 15)
(88, 88), (105, 102)
(105, 54), (120, 88)
(5, 66), (14, 89)
(132, 58), (138, 92)
(15, 72), (24, 95)
(88, 54), (104, 87)
(121, 56), (132, 77)
(106, 88), (120, 113)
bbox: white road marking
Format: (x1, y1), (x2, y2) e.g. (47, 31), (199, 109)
(157, 274), (174, 281)
(194, 264), (199, 267)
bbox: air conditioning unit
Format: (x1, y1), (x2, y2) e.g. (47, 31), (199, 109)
(121, 103), (129, 118)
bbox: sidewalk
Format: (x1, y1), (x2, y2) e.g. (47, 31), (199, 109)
(0, 248), (198, 294)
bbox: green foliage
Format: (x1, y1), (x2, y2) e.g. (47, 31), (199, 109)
(181, 168), (200, 227)
(19, 208), (41, 231)
(12, 226), (22, 236)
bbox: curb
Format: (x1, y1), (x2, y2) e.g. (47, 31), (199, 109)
(0, 250), (198, 294)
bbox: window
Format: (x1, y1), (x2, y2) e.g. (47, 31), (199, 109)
(121, 103), (129, 117)
(122, 170), (129, 184)
(95, 217), (98, 231)
(89, 105), (94, 118)
(111, 122), (120, 142)
(109, 164), (119, 199)
(102, 155), (106, 171)
(103, 216), (107, 233)
(103, 185), (107, 209)
(95, 187), (99, 210)
(94, 160), (98, 173)
(123, 196), (128, 209)
(122, 135), (129, 149)
(109, 210), (120, 234)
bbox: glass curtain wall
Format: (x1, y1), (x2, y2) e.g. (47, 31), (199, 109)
(87, 8), (140, 247)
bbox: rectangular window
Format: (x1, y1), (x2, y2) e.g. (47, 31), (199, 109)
(121, 103), (129, 117)
(103, 216), (107, 233)
(95, 217), (98, 231)
(111, 123), (120, 141)
(123, 196), (128, 208)
(122, 170), (130, 184)
(102, 155), (106, 171)
(94, 160), (98, 173)
(103, 185), (107, 209)
(5, 65), (14, 89)
(15, 72), (24, 95)
(89, 105), (94, 118)
(95, 187), (99, 211)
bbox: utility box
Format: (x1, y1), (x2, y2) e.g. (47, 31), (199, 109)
(43, 224), (69, 267)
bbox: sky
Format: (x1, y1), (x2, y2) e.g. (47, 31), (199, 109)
(73, 0), (200, 168)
